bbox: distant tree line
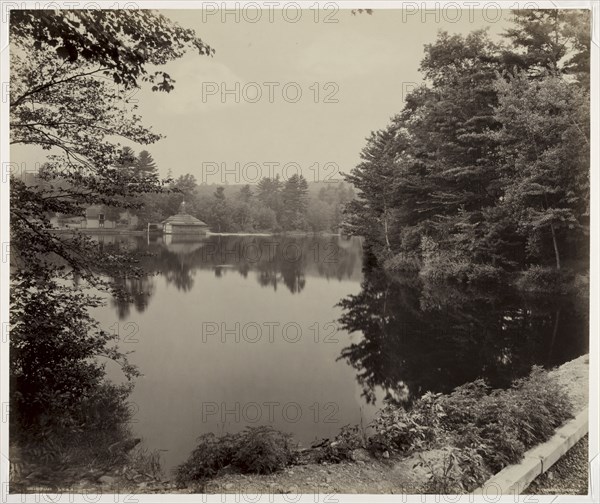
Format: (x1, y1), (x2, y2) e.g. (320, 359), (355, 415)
(126, 163), (355, 233)
(343, 10), (590, 287)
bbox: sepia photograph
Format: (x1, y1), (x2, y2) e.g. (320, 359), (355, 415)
(0, 1), (597, 501)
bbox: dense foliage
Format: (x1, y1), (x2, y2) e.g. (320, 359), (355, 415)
(437, 367), (573, 472)
(9, 10), (211, 282)
(9, 9), (211, 479)
(321, 366), (572, 492)
(368, 366), (572, 469)
(343, 10), (590, 288)
(10, 270), (138, 425)
(10, 10), (213, 94)
(313, 424), (368, 463)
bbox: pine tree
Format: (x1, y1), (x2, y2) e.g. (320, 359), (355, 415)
(503, 9), (591, 79)
(135, 150), (158, 178)
(256, 176), (283, 214)
(116, 146), (137, 173)
(281, 174), (308, 230)
(344, 125), (404, 252)
(210, 186), (232, 232)
(239, 185), (253, 203)
(342, 10), (590, 278)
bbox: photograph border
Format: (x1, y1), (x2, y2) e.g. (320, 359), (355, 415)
(0, 1), (597, 503)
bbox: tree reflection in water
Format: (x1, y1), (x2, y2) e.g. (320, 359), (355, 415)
(100, 234), (363, 319)
(337, 265), (588, 405)
(97, 233), (587, 407)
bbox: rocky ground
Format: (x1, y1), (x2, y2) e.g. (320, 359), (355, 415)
(81, 448), (440, 494)
(526, 434), (589, 495)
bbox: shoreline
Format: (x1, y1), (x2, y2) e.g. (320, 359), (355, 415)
(25, 354), (584, 495)
(49, 229), (343, 237)
(194, 355), (589, 495)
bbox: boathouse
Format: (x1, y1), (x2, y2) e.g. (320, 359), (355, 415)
(162, 203), (209, 235)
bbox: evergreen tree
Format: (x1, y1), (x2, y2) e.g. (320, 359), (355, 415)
(239, 184), (253, 203)
(281, 174), (309, 230)
(135, 150), (158, 178)
(342, 9), (590, 280)
(503, 9), (591, 79)
(343, 125), (404, 253)
(256, 176), (283, 215)
(116, 146), (137, 174)
(210, 186), (232, 232)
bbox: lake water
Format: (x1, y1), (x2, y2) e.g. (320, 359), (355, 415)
(91, 234), (588, 473)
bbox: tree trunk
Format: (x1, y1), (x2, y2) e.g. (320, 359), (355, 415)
(548, 309), (560, 360)
(381, 196), (392, 251)
(383, 214), (391, 251)
(550, 222), (561, 270)
(543, 194), (561, 270)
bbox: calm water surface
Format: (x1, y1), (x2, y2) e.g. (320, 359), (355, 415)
(92, 234), (588, 473)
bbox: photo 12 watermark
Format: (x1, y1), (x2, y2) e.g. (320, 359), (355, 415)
(199, 400), (341, 425)
(200, 2), (340, 24)
(201, 81), (340, 104)
(199, 321), (340, 344)
(200, 161), (341, 184)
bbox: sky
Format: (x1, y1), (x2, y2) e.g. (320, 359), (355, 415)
(12, 8), (510, 185)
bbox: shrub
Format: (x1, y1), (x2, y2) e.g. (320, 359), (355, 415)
(316, 424), (367, 463)
(368, 366), (573, 487)
(509, 366), (573, 446)
(10, 271), (139, 428)
(420, 241), (501, 284)
(437, 366), (573, 472)
(418, 446), (489, 494)
(233, 426), (295, 474)
(175, 432), (239, 484)
(435, 379), (489, 429)
(370, 393), (445, 454)
(128, 446), (163, 480)
(515, 265), (568, 293)
(465, 263), (501, 283)
(175, 427), (295, 484)
(383, 252), (421, 273)
(11, 387), (142, 490)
